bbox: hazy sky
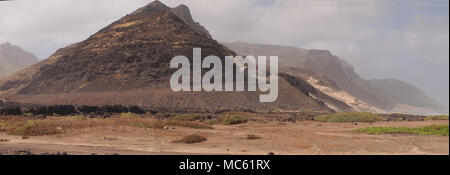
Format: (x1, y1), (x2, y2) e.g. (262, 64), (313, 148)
(0, 0), (448, 108)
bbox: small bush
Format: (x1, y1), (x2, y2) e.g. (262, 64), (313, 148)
(0, 117), (27, 132)
(23, 113), (34, 117)
(0, 121), (6, 129)
(356, 124), (449, 136)
(223, 114), (248, 125)
(67, 115), (87, 120)
(424, 115), (449, 121)
(121, 112), (139, 118)
(165, 120), (213, 129)
(245, 134), (262, 140)
(173, 134), (207, 144)
(129, 122), (146, 128)
(173, 114), (203, 121)
(5, 117), (107, 136)
(20, 122), (61, 136)
(395, 118), (404, 121)
(206, 119), (221, 125)
(314, 112), (383, 123)
(8, 120), (63, 136)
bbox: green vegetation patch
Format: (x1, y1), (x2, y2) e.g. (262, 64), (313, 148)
(356, 124), (449, 136)
(10, 120), (37, 135)
(8, 120), (61, 136)
(23, 113), (34, 117)
(0, 120), (6, 128)
(424, 115), (449, 121)
(67, 115), (87, 120)
(173, 113), (203, 121)
(121, 112), (139, 118)
(223, 114), (248, 125)
(129, 122), (146, 128)
(314, 112), (383, 122)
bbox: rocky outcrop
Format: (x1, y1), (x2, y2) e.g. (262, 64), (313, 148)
(0, 1), (332, 113)
(224, 42), (445, 114)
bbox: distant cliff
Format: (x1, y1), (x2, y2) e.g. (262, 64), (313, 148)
(224, 42), (446, 114)
(0, 42), (39, 78)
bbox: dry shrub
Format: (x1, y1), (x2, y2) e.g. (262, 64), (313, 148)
(173, 134), (207, 144)
(314, 112), (383, 123)
(0, 114), (212, 136)
(103, 137), (118, 141)
(37, 117), (114, 130)
(223, 114), (248, 125)
(19, 121), (61, 136)
(1, 117), (31, 135)
(424, 115), (449, 121)
(245, 134), (262, 140)
(126, 117), (212, 129)
(2, 116), (114, 136)
(164, 120), (212, 129)
(0, 116), (28, 128)
(173, 113), (204, 121)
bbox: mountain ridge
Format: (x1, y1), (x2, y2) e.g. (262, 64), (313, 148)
(0, 42), (39, 79)
(224, 41), (446, 114)
(0, 1), (333, 113)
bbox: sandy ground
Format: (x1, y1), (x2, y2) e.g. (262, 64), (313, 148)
(0, 120), (448, 155)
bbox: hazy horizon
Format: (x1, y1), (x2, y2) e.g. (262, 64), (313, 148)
(0, 0), (448, 109)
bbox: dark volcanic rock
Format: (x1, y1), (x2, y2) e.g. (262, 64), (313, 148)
(27, 105), (76, 116)
(0, 1), (234, 95)
(0, 106), (21, 115)
(0, 1), (332, 113)
(0, 101), (147, 117)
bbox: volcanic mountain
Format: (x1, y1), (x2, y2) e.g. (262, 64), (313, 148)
(224, 42), (446, 114)
(0, 1), (335, 113)
(0, 42), (39, 78)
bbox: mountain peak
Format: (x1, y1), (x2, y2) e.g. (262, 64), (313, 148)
(144, 0), (168, 8)
(174, 4), (190, 13)
(146, 0), (168, 8)
(0, 1), (232, 96)
(172, 4), (193, 21)
(0, 42), (21, 52)
(0, 42), (39, 78)
(171, 4), (212, 39)
(0, 42), (12, 48)
(0, 2), (333, 113)
(131, 1), (170, 15)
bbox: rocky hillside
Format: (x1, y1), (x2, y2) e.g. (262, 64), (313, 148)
(0, 1), (334, 113)
(0, 42), (39, 78)
(224, 42), (445, 114)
